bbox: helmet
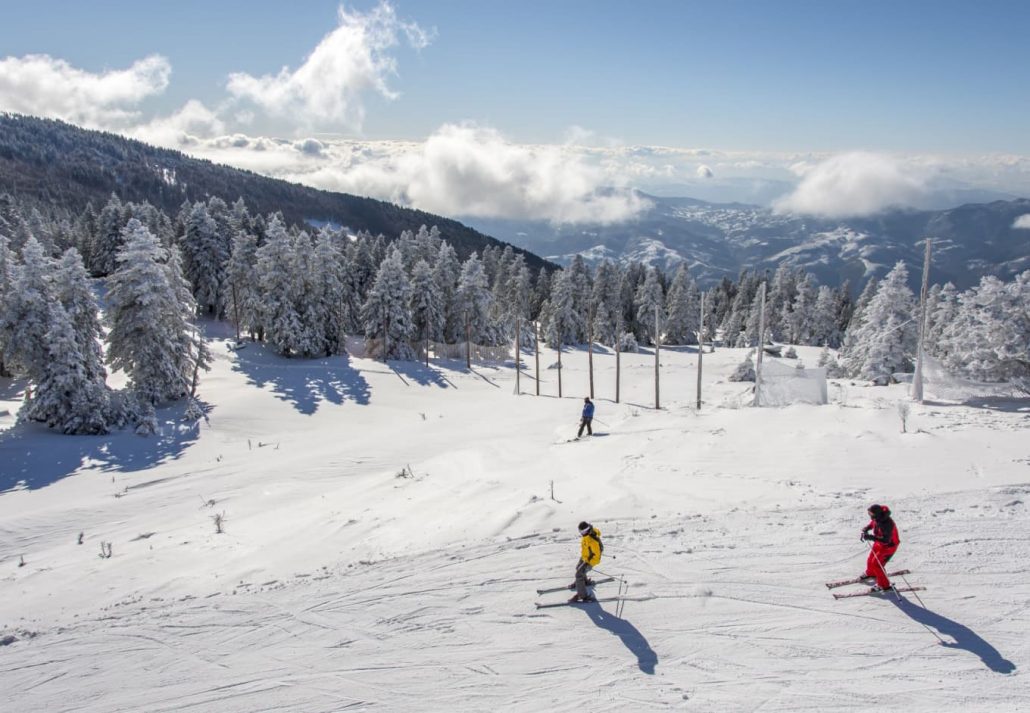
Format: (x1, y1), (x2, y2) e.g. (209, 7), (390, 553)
(578, 521), (591, 535)
(868, 504), (887, 518)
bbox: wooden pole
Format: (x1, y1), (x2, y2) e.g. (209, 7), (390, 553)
(912, 238), (932, 403)
(696, 292), (704, 411)
(753, 282), (767, 406)
(588, 326), (595, 400)
(654, 305), (660, 410)
(534, 321), (540, 396)
(514, 315), (520, 395)
(557, 337), (563, 398)
(615, 326), (621, 404)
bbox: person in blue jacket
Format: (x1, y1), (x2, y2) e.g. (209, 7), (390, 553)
(577, 397), (594, 438)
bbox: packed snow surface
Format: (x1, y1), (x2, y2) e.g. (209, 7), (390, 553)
(1, 330), (1028, 712)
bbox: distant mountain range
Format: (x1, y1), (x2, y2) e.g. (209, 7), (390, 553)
(465, 193), (1030, 290)
(2, 113), (1027, 292)
(0, 113), (555, 273)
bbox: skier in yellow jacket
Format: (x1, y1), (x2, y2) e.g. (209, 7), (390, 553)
(570, 521), (603, 602)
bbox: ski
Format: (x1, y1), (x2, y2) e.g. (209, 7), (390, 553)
(536, 577), (614, 595)
(832, 586), (925, 600)
(825, 569), (911, 589)
(535, 597), (620, 609)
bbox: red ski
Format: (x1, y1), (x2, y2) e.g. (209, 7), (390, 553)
(832, 586), (925, 600)
(825, 569), (910, 589)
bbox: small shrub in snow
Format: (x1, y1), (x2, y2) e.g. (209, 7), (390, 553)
(728, 353), (756, 382)
(212, 512), (226, 534)
(618, 331), (639, 353)
(784, 346), (797, 359)
(98, 542), (112, 559)
(896, 401), (911, 433)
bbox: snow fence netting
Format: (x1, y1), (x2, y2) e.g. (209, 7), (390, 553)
(755, 358), (828, 406)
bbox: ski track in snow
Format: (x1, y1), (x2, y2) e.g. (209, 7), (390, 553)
(1, 339), (1028, 711)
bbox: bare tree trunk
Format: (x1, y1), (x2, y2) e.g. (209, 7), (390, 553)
(912, 238), (932, 403)
(615, 337), (621, 404)
(230, 283), (240, 344)
(465, 315), (471, 369)
(557, 337), (563, 398)
(588, 326), (594, 399)
(534, 321), (541, 396)
(514, 315), (520, 395)
(696, 292), (704, 410)
(654, 305), (660, 410)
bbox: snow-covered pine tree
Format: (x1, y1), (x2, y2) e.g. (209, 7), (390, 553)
(166, 245), (211, 398)
(841, 262), (916, 382)
(106, 220), (201, 404)
(454, 253), (497, 345)
(286, 230), (329, 358)
(54, 248), (107, 385)
(543, 269), (582, 348)
(432, 242), (462, 343)
(255, 216), (303, 356)
(566, 255), (593, 343)
(924, 282), (959, 358)
(410, 258), (445, 353)
(313, 227), (348, 355)
(224, 227), (261, 341)
(634, 267), (665, 346)
(664, 263), (700, 344)
(90, 194), (129, 276)
(361, 247), (414, 359)
(809, 285), (840, 348)
(180, 202), (228, 316)
(941, 271), (1030, 383)
(782, 273), (816, 344)
(590, 259), (621, 346)
(0, 234), (14, 377)
(0, 237), (109, 432)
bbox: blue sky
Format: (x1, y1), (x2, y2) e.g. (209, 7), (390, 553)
(1, 1), (1029, 219)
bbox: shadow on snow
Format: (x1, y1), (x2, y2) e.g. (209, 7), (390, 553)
(0, 400), (206, 493)
(891, 596), (1016, 674)
(580, 603), (658, 674)
(230, 342), (371, 414)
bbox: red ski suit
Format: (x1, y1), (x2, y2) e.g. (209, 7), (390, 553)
(863, 515), (900, 588)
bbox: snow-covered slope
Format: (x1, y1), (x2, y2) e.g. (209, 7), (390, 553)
(1, 331), (1027, 711)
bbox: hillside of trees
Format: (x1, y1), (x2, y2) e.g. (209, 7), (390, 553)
(0, 113), (554, 275)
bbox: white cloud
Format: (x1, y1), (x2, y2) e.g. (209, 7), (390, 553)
(225, 2), (431, 130)
(696, 164), (714, 179)
(773, 152), (928, 218)
(0, 53), (170, 127)
(128, 100), (225, 147)
(151, 123), (648, 224)
(1013, 214), (1030, 229)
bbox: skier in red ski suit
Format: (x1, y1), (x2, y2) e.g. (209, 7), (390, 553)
(861, 504), (900, 591)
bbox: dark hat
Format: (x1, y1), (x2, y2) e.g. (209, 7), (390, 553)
(868, 504), (885, 518)
(578, 521), (591, 534)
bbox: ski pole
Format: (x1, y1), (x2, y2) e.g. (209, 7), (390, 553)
(869, 543), (944, 643)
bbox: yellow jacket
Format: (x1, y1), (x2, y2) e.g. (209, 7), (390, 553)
(580, 527), (603, 566)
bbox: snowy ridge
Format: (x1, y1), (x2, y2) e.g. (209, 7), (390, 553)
(1, 335), (1028, 711)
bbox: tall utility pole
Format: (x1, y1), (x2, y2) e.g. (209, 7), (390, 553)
(912, 238), (933, 403)
(654, 305), (661, 409)
(696, 292), (704, 411)
(752, 282), (767, 407)
(557, 337), (563, 398)
(514, 316), (520, 395)
(534, 321), (540, 396)
(588, 326), (595, 399)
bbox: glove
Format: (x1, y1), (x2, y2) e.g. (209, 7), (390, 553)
(860, 532), (868, 541)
